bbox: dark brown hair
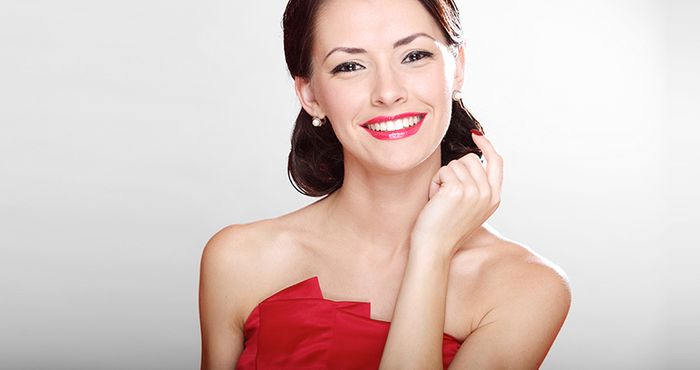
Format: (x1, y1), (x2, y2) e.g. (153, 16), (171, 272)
(283, 0), (484, 197)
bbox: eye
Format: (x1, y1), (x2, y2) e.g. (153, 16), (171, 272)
(331, 61), (365, 74)
(403, 50), (433, 63)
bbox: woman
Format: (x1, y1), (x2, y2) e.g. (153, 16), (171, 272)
(199, 0), (571, 368)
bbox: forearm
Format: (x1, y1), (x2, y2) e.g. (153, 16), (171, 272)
(379, 244), (452, 369)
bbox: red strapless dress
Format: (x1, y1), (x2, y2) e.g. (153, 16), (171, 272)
(236, 276), (462, 369)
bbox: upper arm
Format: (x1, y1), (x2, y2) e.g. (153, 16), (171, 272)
(199, 225), (252, 370)
(448, 259), (572, 370)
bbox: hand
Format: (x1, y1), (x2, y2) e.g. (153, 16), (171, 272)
(410, 131), (503, 258)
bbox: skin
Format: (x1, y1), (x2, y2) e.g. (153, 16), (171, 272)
(199, 0), (572, 368)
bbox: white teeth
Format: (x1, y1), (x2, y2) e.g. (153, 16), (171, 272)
(366, 115), (423, 132)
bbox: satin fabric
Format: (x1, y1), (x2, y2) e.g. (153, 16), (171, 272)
(236, 276), (462, 369)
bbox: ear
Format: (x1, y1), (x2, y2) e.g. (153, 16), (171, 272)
(452, 44), (466, 92)
(294, 76), (325, 118)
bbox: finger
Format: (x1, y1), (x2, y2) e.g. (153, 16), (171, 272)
(458, 153), (490, 198)
(446, 159), (475, 186)
(470, 131), (504, 195)
(430, 165), (461, 197)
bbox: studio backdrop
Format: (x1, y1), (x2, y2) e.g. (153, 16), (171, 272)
(0, 0), (697, 369)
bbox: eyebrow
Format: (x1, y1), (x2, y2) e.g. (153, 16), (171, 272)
(323, 32), (436, 62)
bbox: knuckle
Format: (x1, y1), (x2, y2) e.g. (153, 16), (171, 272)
(480, 188), (491, 200)
(448, 159), (463, 169)
(462, 152), (480, 163)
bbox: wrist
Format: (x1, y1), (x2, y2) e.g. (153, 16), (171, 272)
(408, 238), (454, 267)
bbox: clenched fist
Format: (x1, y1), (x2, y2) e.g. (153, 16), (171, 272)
(411, 130), (504, 259)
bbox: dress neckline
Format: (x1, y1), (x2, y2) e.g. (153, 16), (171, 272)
(242, 275), (462, 343)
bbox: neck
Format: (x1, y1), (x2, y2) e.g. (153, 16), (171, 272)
(318, 148), (441, 260)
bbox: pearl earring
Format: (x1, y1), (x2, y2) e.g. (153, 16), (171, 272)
(452, 90), (462, 101)
(312, 116), (325, 127)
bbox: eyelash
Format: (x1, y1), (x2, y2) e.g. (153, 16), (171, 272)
(330, 50), (434, 74)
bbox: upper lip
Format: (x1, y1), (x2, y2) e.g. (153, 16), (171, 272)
(361, 112), (426, 127)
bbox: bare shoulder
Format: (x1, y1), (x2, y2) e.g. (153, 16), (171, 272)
(200, 217), (305, 327)
(455, 225), (569, 289)
(199, 219), (304, 368)
(201, 221), (273, 281)
(201, 220), (281, 270)
(485, 237), (571, 307)
(202, 213), (308, 271)
(451, 227), (571, 335)
(446, 227), (572, 367)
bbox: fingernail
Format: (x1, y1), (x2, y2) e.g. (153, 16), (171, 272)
(470, 129), (483, 136)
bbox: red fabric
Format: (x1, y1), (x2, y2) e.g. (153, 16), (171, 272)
(236, 276), (462, 369)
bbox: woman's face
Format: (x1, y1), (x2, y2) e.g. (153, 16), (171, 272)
(297, 0), (464, 173)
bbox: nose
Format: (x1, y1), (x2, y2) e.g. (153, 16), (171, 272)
(370, 66), (407, 107)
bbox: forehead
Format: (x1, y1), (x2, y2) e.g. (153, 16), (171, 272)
(314, 0), (446, 51)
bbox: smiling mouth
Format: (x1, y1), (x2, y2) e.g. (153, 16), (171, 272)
(361, 113), (426, 132)
(360, 112), (427, 141)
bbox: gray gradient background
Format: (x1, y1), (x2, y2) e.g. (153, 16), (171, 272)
(1, 0), (698, 369)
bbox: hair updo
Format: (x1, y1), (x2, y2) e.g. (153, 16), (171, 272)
(283, 0), (484, 197)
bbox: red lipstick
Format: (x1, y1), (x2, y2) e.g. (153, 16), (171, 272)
(361, 112), (426, 141)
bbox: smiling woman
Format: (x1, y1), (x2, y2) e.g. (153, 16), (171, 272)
(287, 2), (484, 197)
(199, 0), (571, 369)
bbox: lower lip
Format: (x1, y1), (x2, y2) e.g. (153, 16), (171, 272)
(362, 116), (425, 141)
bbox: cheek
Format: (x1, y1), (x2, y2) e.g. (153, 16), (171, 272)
(408, 66), (452, 104)
(318, 81), (363, 120)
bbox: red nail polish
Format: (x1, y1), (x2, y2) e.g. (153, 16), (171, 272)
(470, 129), (483, 136)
